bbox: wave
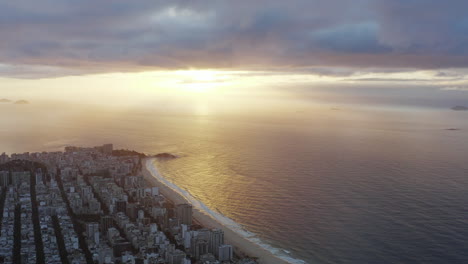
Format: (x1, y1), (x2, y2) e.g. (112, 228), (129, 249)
(145, 158), (307, 264)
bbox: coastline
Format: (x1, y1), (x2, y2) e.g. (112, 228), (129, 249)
(142, 158), (302, 264)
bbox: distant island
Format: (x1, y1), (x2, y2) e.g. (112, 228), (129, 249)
(0, 99), (30, 104)
(111, 149), (178, 159)
(14, 99), (29, 105)
(451, 106), (468, 111)
(445, 128), (461, 131)
(153, 152), (178, 159)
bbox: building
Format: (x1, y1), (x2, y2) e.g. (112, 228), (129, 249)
(200, 253), (217, 263)
(167, 249), (186, 264)
(193, 240), (209, 260)
(35, 172), (43, 185)
(126, 203), (138, 221)
(151, 187), (159, 196)
(101, 215), (114, 235)
(113, 241), (132, 257)
(0, 171), (9, 187)
(116, 200), (127, 214)
(210, 229), (224, 257)
(11, 171), (30, 186)
(218, 245), (233, 262)
(86, 222), (100, 244)
(81, 185), (93, 201)
(176, 204), (193, 226)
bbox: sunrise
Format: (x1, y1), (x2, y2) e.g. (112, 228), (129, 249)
(1, 1), (467, 264)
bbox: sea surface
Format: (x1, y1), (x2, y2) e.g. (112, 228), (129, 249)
(1, 101), (468, 263)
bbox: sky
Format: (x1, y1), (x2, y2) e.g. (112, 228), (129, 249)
(1, 0), (468, 108)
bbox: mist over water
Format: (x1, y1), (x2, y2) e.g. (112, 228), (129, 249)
(1, 99), (468, 263)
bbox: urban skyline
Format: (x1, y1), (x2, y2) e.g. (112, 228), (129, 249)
(0, 144), (240, 264)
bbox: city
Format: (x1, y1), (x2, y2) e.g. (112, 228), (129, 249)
(2, 1), (468, 263)
(0, 144), (256, 264)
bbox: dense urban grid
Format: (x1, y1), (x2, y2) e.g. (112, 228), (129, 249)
(0, 144), (256, 264)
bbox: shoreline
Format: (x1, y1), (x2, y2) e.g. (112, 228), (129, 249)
(142, 158), (303, 264)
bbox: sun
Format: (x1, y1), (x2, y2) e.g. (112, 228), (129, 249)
(185, 70), (218, 82)
(175, 70), (226, 93)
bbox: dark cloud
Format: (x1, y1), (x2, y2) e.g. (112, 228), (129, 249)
(374, 0), (468, 55)
(0, 0), (468, 78)
(311, 22), (388, 54)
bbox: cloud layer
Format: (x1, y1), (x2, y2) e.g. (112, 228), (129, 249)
(1, 0), (468, 77)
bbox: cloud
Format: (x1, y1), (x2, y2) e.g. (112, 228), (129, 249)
(310, 22), (390, 54)
(374, 0), (468, 54)
(0, 0), (468, 78)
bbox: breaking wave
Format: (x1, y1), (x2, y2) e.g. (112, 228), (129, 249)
(145, 158), (307, 264)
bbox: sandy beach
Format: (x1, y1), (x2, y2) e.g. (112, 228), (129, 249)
(142, 158), (298, 264)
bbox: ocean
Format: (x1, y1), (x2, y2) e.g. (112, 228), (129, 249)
(1, 101), (468, 263)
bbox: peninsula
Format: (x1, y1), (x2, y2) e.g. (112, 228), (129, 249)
(14, 99), (29, 104)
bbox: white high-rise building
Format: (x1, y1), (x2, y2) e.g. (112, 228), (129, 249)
(184, 231), (192, 249)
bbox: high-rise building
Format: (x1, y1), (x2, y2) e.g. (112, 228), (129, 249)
(193, 240), (209, 260)
(115, 200), (127, 214)
(35, 172), (43, 185)
(101, 216), (114, 234)
(86, 222), (100, 244)
(218, 245), (233, 262)
(167, 249), (186, 264)
(151, 187), (159, 196)
(210, 229), (224, 257)
(0, 171), (9, 187)
(126, 203), (138, 221)
(176, 204), (193, 226)
(196, 229), (211, 241)
(136, 188), (146, 199)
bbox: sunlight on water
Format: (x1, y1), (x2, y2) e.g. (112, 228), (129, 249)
(1, 98), (468, 263)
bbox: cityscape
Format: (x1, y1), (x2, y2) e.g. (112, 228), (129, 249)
(0, 144), (251, 264)
(2, 1), (468, 263)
